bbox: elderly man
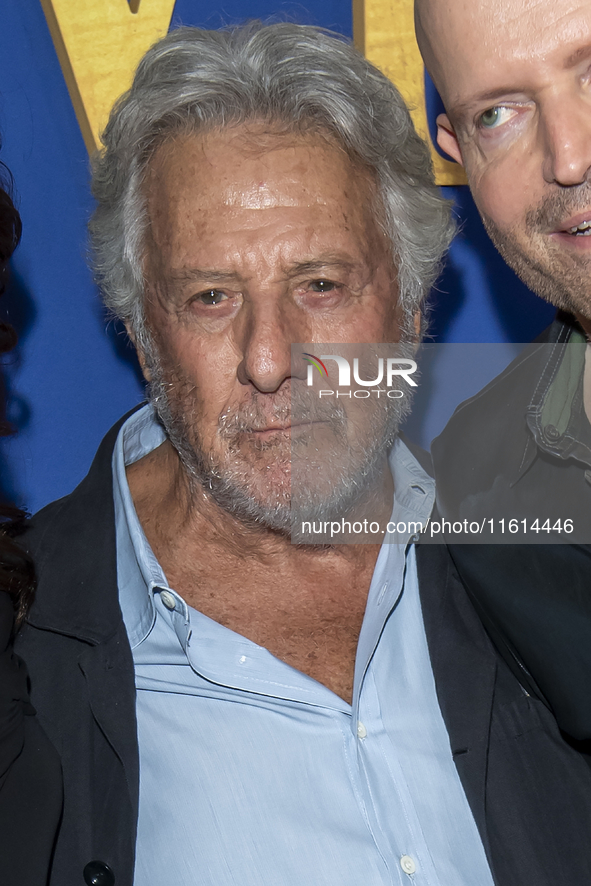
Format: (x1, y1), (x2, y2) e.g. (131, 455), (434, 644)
(415, 0), (591, 746)
(17, 23), (591, 886)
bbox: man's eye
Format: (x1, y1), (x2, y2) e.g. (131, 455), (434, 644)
(197, 289), (227, 305)
(309, 280), (336, 292)
(478, 106), (514, 129)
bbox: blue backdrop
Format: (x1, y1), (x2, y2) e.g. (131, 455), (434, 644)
(0, 1), (556, 513)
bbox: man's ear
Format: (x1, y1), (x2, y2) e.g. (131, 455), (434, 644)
(413, 310), (422, 340)
(436, 114), (464, 167)
(409, 310), (422, 353)
(125, 321), (152, 383)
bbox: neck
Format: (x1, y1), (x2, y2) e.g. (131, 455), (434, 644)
(127, 437), (391, 703)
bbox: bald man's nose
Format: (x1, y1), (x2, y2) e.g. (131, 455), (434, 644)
(542, 98), (591, 187)
(236, 300), (297, 392)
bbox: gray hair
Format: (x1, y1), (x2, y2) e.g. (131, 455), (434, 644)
(90, 22), (454, 338)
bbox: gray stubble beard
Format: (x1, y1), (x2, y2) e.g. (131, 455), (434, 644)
(144, 334), (415, 535)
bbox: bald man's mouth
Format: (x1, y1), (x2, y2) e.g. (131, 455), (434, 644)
(559, 212), (591, 236)
(527, 194), (591, 244)
(549, 211), (591, 251)
(565, 222), (591, 236)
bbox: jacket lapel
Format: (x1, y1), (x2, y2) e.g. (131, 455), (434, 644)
(22, 407), (143, 814)
(78, 626), (140, 803)
(416, 543), (497, 857)
(24, 409), (139, 641)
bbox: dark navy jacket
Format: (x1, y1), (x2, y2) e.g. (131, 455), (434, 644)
(432, 315), (591, 744)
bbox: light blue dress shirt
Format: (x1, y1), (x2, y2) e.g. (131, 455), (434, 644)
(113, 404), (495, 886)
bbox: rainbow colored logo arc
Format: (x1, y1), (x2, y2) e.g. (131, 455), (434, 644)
(302, 353), (328, 378)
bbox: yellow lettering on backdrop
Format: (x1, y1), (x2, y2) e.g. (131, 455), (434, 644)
(353, 0), (466, 186)
(42, 0), (466, 184)
(40, 0), (175, 153)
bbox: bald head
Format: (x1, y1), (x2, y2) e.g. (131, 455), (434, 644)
(414, 0), (452, 97)
(414, 0), (591, 322)
(415, 0), (520, 108)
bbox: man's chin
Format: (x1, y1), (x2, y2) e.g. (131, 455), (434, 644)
(509, 257), (591, 320)
(202, 458), (385, 537)
(151, 382), (399, 535)
(208, 481), (293, 534)
(203, 472), (337, 536)
(481, 212), (591, 318)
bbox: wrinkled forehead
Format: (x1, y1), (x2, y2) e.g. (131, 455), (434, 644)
(141, 125), (386, 268)
(149, 125), (379, 211)
(417, 0), (591, 106)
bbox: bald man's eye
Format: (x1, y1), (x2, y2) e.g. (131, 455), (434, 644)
(478, 106), (515, 129)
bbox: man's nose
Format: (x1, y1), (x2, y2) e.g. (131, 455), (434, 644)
(236, 299), (301, 392)
(542, 95), (591, 187)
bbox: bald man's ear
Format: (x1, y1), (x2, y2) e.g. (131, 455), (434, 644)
(436, 114), (464, 167)
(125, 321), (152, 383)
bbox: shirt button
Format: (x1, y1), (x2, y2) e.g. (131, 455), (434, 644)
(160, 591), (176, 611)
(356, 721), (367, 739)
(400, 855), (416, 875)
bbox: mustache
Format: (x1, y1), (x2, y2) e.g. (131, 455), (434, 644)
(218, 383), (347, 437)
(526, 183), (591, 232)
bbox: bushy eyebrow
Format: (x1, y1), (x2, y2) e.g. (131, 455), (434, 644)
(169, 268), (240, 285)
(169, 255), (360, 286)
(286, 257), (358, 277)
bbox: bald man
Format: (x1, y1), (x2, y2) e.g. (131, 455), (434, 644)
(415, 0), (591, 751)
(416, 0), (591, 323)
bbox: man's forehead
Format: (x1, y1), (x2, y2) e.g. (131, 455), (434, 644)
(145, 127), (372, 212)
(417, 0), (591, 104)
(142, 127), (383, 259)
(417, 0), (573, 40)
(142, 126), (386, 274)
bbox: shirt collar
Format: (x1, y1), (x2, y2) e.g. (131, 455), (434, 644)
(351, 439), (433, 703)
(113, 403), (168, 649)
(113, 405), (434, 649)
(516, 324), (591, 482)
(386, 437), (434, 530)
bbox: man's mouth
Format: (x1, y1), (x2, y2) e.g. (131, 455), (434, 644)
(547, 211), (591, 250)
(555, 212), (591, 236)
(229, 419), (337, 446)
(246, 420), (328, 434)
(250, 425), (291, 435)
(566, 221), (591, 236)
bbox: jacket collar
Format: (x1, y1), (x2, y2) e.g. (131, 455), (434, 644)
(24, 406), (145, 643)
